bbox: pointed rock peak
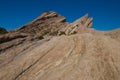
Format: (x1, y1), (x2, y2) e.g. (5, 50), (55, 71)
(83, 13), (89, 18)
(58, 13), (93, 35)
(49, 11), (57, 14)
(72, 13), (93, 28)
(43, 11), (57, 14)
(43, 11), (58, 17)
(73, 13), (89, 25)
(33, 11), (58, 21)
(16, 11), (67, 37)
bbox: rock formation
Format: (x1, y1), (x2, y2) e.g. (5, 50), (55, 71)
(16, 11), (69, 36)
(58, 14), (93, 35)
(0, 11), (68, 54)
(0, 11), (120, 80)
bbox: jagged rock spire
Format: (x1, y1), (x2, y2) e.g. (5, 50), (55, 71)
(58, 13), (93, 35)
(16, 11), (68, 36)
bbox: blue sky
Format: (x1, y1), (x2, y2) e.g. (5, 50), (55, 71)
(0, 0), (120, 31)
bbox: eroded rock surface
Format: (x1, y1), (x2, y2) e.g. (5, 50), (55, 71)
(16, 11), (69, 36)
(58, 14), (93, 35)
(0, 33), (120, 80)
(0, 11), (120, 80)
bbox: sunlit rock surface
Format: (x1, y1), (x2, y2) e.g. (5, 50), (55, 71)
(0, 11), (120, 80)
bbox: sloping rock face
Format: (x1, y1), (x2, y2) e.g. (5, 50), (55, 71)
(0, 11), (67, 54)
(58, 14), (93, 35)
(104, 28), (120, 42)
(0, 32), (44, 54)
(0, 11), (120, 80)
(16, 11), (69, 36)
(0, 33), (120, 80)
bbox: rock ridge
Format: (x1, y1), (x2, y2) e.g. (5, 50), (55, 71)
(0, 11), (120, 80)
(58, 14), (93, 35)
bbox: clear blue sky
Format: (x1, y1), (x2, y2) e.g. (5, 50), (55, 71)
(0, 0), (120, 31)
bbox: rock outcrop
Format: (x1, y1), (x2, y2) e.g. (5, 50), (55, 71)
(58, 14), (93, 35)
(0, 11), (120, 80)
(16, 11), (69, 36)
(0, 11), (68, 53)
(0, 32), (44, 54)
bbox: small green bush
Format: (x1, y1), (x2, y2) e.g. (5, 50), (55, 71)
(0, 27), (8, 34)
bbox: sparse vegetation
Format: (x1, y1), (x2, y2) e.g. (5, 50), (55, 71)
(58, 31), (65, 35)
(0, 27), (8, 34)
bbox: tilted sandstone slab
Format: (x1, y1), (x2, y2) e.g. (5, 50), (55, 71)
(58, 14), (93, 35)
(16, 11), (69, 36)
(0, 33), (120, 80)
(0, 11), (69, 54)
(0, 11), (120, 80)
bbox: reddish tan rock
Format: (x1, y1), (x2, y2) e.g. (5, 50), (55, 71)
(0, 33), (120, 80)
(16, 11), (68, 36)
(0, 11), (120, 80)
(58, 14), (93, 35)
